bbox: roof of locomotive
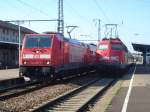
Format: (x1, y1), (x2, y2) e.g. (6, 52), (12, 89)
(100, 38), (123, 43)
(102, 38), (122, 42)
(24, 32), (92, 47)
(25, 32), (62, 36)
(98, 37), (128, 51)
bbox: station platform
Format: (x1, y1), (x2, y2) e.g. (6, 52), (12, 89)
(0, 68), (19, 81)
(106, 65), (150, 112)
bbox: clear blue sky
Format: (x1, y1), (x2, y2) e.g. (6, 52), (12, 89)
(0, 0), (150, 52)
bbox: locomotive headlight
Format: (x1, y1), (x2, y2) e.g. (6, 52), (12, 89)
(23, 61), (27, 64)
(43, 61), (50, 65)
(46, 61), (50, 64)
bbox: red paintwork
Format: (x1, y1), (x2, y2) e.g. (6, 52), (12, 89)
(20, 33), (97, 74)
(96, 38), (133, 65)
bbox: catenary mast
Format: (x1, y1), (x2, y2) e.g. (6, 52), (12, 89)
(58, 0), (64, 35)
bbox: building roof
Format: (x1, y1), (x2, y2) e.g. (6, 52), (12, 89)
(0, 20), (36, 33)
(0, 41), (18, 49)
(132, 43), (150, 52)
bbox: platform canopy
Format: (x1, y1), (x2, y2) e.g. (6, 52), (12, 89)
(132, 43), (150, 52)
(0, 41), (19, 49)
(132, 43), (150, 65)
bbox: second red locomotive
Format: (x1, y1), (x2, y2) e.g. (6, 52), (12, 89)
(96, 38), (134, 75)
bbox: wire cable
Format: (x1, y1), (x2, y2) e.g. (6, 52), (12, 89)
(65, 0), (91, 23)
(92, 0), (111, 22)
(4, 0), (30, 19)
(16, 0), (50, 17)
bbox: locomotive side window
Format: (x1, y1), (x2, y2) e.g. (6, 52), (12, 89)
(99, 44), (108, 50)
(112, 44), (123, 50)
(25, 36), (51, 48)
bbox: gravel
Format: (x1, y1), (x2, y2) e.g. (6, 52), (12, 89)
(0, 74), (98, 112)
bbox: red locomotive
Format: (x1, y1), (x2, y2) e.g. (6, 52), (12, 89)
(19, 32), (96, 80)
(96, 38), (134, 75)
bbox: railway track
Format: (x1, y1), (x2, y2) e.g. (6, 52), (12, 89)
(0, 77), (24, 89)
(0, 71), (96, 101)
(31, 78), (115, 112)
(0, 80), (41, 93)
(0, 80), (53, 101)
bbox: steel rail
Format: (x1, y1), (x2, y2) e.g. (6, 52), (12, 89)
(0, 71), (96, 101)
(0, 81), (53, 101)
(31, 78), (115, 112)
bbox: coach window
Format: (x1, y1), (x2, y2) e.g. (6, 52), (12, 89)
(99, 44), (108, 50)
(2, 29), (5, 34)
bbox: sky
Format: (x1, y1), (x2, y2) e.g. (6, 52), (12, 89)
(0, 0), (150, 52)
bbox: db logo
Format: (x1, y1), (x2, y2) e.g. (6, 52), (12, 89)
(34, 55), (40, 58)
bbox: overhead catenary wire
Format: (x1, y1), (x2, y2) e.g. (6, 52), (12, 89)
(16, 0), (51, 18)
(65, 0), (98, 40)
(4, 0), (30, 19)
(65, 0), (91, 24)
(92, 0), (111, 23)
(5, 19), (58, 23)
(14, 0), (63, 33)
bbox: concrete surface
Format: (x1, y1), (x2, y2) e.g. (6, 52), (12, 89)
(106, 65), (150, 112)
(0, 69), (19, 81)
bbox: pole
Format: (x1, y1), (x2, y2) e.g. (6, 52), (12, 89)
(18, 23), (21, 68)
(58, 0), (64, 35)
(110, 28), (112, 38)
(115, 24), (118, 38)
(94, 19), (101, 41)
(98, 19), (101, 41)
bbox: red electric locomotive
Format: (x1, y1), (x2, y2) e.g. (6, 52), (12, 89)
(19, 32), (96, 80)
(96, 38), (134, 75)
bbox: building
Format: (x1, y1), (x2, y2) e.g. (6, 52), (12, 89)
(132, 43), (150, 65)
(0, 20), (35, 68)
(132, 52), (143, 64)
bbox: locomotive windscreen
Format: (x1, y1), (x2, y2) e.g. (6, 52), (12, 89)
(98, 44), (108, 50)
(112, 44), (123, 50)
(25, 36), (51, 48)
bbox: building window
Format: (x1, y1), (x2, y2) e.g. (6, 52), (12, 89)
(6, 29), (9, 35)
(2, 29), (5, 34)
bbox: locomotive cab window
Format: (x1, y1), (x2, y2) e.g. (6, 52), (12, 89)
(25, 36), (51, 48)
(112, 44), (123, 50)
(98, 44), (108, 50)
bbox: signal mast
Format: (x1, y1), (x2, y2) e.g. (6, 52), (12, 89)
(57, 0), (64, 35)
